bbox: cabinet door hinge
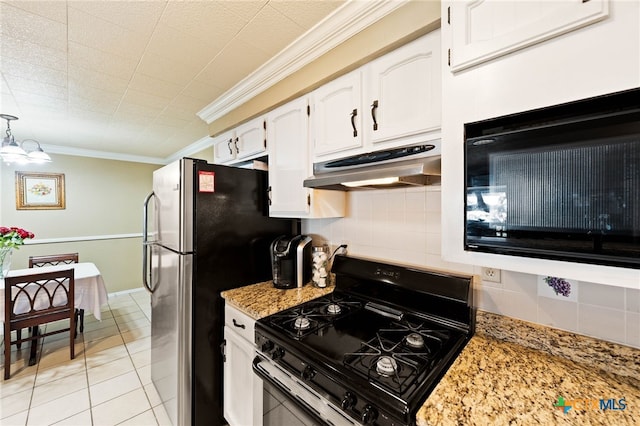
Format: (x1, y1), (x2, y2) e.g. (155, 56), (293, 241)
(263, 120), (267, 148)
(447, 6), (450, 24)
(220, 340), (226, 362)
(448, 48), (451, 67)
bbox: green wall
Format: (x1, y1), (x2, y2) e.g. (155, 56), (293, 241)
(1, 154), (160, 293)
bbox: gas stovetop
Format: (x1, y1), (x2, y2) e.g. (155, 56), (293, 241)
(254, 255), (475, 426)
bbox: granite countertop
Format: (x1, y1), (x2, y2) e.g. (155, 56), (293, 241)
(221, 280), (334, 320)
(221, 283), (640, 425)
(417, 311), (640, 425)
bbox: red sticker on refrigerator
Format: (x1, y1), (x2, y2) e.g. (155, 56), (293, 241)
(198, 171), (215, 192)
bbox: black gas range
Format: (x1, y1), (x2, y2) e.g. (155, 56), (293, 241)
(253, 255), (475, 426)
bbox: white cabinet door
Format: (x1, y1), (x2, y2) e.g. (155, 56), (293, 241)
(223, 325), (263, 426)
(267, 97), (346, 218)
(213, 130), (236, 164)
(447, 0), (609, 72)
(267, 97), (312, 217)
(312, 70), (363, 157)
(311, 31), (442, 163)
(235, 116), (267, 161)
(213, 117), (267, 165)
(366, 30), (441, 147)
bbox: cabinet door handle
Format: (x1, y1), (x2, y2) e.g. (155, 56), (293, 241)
(227, 138), (233, 155)
(234, 137), (239, 154)
(350, 109), (358, 137)
(232, 319), (245, 329)
(371, 100), (379, 131)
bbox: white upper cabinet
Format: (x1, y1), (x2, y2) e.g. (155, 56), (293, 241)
(212, 116), (267, 164)
(212, 130), (236, 164)
(366, 30), (441, 147)
(312, 70), (363, 157)
(267, 97), (345, 218)
(267, 97), (310, 216)
(447, 0), (609, 72)
(234, 117), (266, 160)
(311, 30), (441, 162)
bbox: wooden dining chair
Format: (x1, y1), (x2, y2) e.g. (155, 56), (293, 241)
(28, 253), (79, 268)
(28, 253), (84, 335)
(3, 269), (75, 380)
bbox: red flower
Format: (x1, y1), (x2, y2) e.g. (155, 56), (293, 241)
(0, 226), (35, 249)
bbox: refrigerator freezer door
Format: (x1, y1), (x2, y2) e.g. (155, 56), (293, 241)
(150, 244), (193, 426)
(152, 159), (195, 254)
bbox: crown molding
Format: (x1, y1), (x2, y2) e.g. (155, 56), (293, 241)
(44, 144), (167, 165)
(164, 135), (214, 163)
(43, 134), (215, 165)
(197, 0), (408, 124)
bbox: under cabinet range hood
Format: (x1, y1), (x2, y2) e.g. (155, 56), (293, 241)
(303, 143), (441, 190)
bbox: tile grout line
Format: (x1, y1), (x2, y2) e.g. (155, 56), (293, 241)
(7, 290), (156, 425)
(108, 293), (159, 426)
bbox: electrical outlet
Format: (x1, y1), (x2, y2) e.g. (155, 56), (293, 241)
(481, 267), (501, 283)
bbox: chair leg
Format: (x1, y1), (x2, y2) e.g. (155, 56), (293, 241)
(4, 325), (10, 380)
(28, 326), (39, 367)
(70, 311), (76, 361)
(16, 329), (21, 349)
(73, 309), (85, 338)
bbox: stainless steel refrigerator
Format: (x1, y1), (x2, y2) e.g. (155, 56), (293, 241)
(142, 158), (294, 425)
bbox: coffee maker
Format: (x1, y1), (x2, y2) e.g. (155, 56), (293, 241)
(271, 235), (312, 289)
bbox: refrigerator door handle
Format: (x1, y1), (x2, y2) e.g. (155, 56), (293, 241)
(143, 191), (156, 293)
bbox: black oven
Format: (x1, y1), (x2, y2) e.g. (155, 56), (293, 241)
(464, 87), (640, 269)
(253, 255), (474, 426)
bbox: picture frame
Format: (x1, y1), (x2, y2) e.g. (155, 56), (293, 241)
(15, 171), (66, 210)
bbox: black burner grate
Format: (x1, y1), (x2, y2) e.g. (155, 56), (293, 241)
(267, 295), (362, 339)
(343, 320), (450, 395)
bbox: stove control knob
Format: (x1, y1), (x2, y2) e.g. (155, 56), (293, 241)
(340, 392), (356, 410)
(271, 347), (285, 360)
(302, 365), (316, 380)
(361, 405), (378, 425)
(261, 340), (274, 353)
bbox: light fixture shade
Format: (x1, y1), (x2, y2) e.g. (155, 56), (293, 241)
(27, 149), (52, 163)
(1, 115), (52, 165)
(0, 136), (28, 162)
(21, 139), (52, 163)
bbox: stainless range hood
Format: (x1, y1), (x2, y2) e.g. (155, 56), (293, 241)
(303, 143), (441, 191)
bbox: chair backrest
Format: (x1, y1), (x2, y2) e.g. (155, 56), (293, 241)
(29, 253), (79, 268)
(4, 269), (75, 331)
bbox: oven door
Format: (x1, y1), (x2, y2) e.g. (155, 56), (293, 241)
(253, 354), (361, 426)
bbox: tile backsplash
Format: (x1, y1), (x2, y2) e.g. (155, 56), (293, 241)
(302, 187), (640, 349)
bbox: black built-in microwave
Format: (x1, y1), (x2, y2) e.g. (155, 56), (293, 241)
(464, 87), (640, 269)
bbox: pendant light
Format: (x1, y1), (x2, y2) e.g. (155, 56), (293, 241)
(0, 114), (52, 164)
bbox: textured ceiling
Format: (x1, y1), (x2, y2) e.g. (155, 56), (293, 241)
(0, 0), (345, 162)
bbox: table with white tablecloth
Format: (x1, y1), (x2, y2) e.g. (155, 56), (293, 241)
(1, 262), (108, 321)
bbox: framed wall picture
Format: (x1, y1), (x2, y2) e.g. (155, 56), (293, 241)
(15, 171), (66, 210)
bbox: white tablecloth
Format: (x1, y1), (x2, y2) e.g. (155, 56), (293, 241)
(1, 262), (108, 321)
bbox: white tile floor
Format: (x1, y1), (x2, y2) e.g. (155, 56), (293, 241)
(1, 289), (313, 426)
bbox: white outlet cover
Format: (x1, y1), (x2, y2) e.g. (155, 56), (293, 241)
(537, 275), (578, 302)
